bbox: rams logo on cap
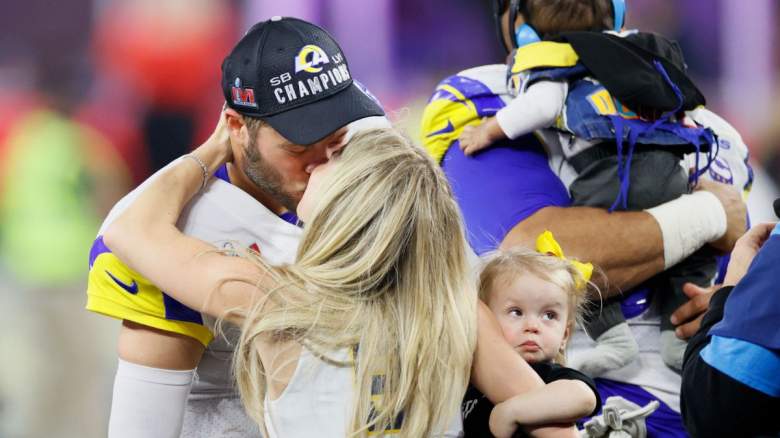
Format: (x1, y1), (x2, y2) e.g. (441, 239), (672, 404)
(294, 45), (330, 74)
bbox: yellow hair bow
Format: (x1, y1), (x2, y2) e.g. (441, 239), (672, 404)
(535, 230), (593, 288)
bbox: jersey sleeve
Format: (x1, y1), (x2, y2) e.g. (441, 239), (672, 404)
(86, 235), (214, 346)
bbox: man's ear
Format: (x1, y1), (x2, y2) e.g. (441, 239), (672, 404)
(224, 107), (245, 136)
(224, 107), (249, 152)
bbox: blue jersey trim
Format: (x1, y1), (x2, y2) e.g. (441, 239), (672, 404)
(700, 335), (780, 397)
(214, 164), (230, 183)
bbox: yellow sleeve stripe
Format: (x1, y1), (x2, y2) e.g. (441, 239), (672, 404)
(421, 85), (482, 164)
(86, 252), (214, 346)
(86, 294), (214, 346)
(511, 42), (579, 73)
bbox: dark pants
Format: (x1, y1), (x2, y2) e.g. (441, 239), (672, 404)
(570, 150), (717, 336)
(681, 287), (780, 437)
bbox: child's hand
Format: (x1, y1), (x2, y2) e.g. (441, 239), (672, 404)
(459, 124), (493, 156)
(489, 401), (520, 438)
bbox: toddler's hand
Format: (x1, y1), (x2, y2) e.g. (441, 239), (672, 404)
(489, 401), (520, 438)
(459, 124), (492, 156)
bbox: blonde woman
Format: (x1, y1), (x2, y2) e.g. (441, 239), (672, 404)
(103, 122), (475, 437)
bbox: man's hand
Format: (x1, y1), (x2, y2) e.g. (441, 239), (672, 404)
(670, 282), (718, 340)
(695, 179), (746, 252)
(723, 222), (776, 286)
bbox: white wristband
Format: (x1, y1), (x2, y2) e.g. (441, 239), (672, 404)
(646, 191), (727, 269)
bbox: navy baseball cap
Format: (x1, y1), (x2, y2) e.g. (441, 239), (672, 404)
(221, 17), (385, 145)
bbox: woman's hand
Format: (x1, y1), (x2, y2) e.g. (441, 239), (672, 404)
(209, 109), (233, 160)
(722, 222), (776, 286)
(193, 109), (233, 167)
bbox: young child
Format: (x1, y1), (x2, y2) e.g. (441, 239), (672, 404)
(459, 0), (719, 374)
(462, 231), (601, 437)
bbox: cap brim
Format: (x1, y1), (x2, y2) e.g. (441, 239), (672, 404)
(262, 82), (385, 145)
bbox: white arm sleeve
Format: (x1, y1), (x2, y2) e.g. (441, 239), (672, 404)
(108, 358), (195, 438)
(494, 80), (566, 140)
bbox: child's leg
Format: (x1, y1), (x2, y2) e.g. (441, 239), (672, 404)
(571, 300), (639, 377)
(568, 149), (689, 376)
(655, 247), (719, 370)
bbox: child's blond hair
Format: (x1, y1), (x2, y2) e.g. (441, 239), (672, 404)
(478, 247), (596, 364)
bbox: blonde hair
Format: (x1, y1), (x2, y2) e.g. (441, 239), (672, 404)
(231, 129), (477, 436)
(478, 247), (593, 364)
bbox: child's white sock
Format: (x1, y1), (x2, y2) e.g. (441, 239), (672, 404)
(660, 330), (687, 371)
(570, 323), (639, 377)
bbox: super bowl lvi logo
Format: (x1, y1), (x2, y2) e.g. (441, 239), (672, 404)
(295, 45), (330, 74)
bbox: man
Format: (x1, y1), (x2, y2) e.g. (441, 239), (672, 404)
(681, 220), (780, 437)
(87, 17), (386, 437)
(420, 3), (750, 435)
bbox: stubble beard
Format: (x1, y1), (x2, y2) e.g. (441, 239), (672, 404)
(243, 136), (300, 213)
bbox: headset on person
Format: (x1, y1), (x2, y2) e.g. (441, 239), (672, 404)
(492, 0), (626, 53)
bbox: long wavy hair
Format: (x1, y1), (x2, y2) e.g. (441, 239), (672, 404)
(231, 128), (477, 436)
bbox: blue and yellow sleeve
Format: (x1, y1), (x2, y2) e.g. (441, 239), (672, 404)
(86, 236), (213, 346)
(420, 74), (506, 163)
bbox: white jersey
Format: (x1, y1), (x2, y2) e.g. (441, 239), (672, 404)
(88, 116), (393, 437)
(90, 167), (302, 437)
(264, 347), (464, 438)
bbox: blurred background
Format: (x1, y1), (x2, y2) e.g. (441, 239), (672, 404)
(0, 0), (777, 436)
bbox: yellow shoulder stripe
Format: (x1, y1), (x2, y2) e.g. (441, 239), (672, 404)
(421, 85), (482, 164)
(86, 252), (214, 346)
(511, 42), (579, 73)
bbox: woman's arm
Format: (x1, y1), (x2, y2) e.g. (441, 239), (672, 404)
(471, 302), (580, 438)
(471, 302), (545, 401)
(103, 114), (268, 322)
